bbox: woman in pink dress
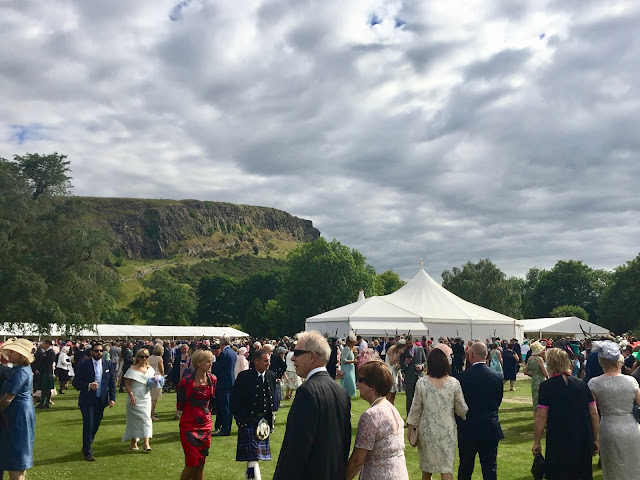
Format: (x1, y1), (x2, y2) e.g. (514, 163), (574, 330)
(346, 360), (409, 480)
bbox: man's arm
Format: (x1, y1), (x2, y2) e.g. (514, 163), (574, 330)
(273, 388), (318, 480)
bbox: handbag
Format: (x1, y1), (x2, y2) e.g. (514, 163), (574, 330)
(407, 426), (418, 447)
(633, 404), (640, 424)
(531, 452), (546, 480)
(336, 369), (345, 380)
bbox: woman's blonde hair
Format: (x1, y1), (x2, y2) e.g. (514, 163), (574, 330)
(545, 348), (571, 376)
(153, 344), (164, 356)
(135, 348), (150, 367)
(191, 349), (214, 371)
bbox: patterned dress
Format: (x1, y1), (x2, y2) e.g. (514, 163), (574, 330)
(489, 350), (503, 376)
(588, 375), (640, 479)
(406, 376), (468, 474)
(177, 372), (217, 467)
(528, 356), (546, 410)
(354, 400), (409, 480)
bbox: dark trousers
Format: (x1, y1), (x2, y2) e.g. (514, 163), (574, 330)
(80, 397), (106, 455)
(215, 388), (232, 434)
(405, 382), (416, 418)
(458, 438), (499, 480)
(119, 363), (131, 391)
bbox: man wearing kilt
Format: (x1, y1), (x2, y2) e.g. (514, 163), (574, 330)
(231, 348), (276, 480)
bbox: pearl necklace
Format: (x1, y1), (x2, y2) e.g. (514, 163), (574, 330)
(370, 397), (385, 407)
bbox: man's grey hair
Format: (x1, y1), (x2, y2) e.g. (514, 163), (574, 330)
(220, 336), (231, 346)
(297, 330), (331, 364)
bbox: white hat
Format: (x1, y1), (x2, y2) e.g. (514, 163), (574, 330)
(1, 338), (36, 364)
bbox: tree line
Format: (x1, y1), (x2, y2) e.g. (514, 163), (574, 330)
(441, 256), (640, 334)
(2, 153), (639, 336)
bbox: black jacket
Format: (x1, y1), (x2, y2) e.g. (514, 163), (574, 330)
(231, 367), (277, 427)
(273, 371), (351, 480)
(455, 363), (504, 441)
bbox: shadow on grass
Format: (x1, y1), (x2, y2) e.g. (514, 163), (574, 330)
(33, 431), (181, 466)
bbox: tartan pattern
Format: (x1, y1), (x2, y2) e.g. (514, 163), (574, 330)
(236, 425), (271, 462)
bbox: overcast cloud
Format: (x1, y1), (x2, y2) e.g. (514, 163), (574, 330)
(2, 0), (639, 282)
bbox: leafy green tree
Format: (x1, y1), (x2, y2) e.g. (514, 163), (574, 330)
(278, 238), (378, 332)
(550, 305), (589, 320)
(532, 260), (609, 323)
(195, 274), (238, 326)
(375, 269), (406, 295)
(243, 298), (271, 338)
(441, 259), (522, 318)
(0, 155), (117, 332)
(10, 152), (72, 199)
(133, 271), (196, 325)
(598, 253), (640, 333)
(519, 267), (546, 319)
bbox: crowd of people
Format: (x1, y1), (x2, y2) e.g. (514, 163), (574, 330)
(0, 331), (639, 479)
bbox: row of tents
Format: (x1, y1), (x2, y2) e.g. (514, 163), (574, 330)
(1, 268), (610, 342)
(306, 267), (610, 341)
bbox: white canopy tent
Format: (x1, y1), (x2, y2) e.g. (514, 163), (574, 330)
(0, 323), (249, 341)
(520, 317), (610, 339)
(307, 267), (524, 340)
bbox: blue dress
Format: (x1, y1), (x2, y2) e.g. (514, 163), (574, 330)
(340, 347), (356, 398)
(0, 365), (36, 471)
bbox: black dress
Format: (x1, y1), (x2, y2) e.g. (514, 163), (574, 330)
(502, 349), (517, 381)
(537, 375), (595, 480)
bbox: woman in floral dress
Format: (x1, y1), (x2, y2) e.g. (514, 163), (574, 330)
(177, 349), (216, 480)
(524, 341), (548, 412)
(407, 348), (468, 480)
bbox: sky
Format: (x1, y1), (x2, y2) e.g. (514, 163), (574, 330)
(2, 0), (639, 282)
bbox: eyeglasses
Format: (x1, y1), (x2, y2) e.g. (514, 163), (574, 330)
(356, 377), (368, 383)
(92, 350), (103, 353)
(293, 349), (311, 357)
(139, 355), (149, 359)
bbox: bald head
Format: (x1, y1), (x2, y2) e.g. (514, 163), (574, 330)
(469, 342), (488, 363)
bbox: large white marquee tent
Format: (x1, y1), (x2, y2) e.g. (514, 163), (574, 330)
(0, 323), (249, 341)
(306, 267), (524, 340)
(520, 317), (610, 339)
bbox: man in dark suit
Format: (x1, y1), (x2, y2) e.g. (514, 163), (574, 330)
(74, 342), (116, 461)
(118, 342), (133, 393)
(232, 348), (277, 480)
(213, 335), (237, 436)
(273, 331), (351, 480)
(399, 334), (427, 419)
(326, 338), (339, 379)
(456, 342), (504, 480)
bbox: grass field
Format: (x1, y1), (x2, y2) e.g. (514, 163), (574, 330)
(26, 376), (602, 480)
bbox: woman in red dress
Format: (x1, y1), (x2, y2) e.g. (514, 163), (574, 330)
(177, 349), (216, 480)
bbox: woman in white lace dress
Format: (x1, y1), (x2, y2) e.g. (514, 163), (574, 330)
(407, 348), (468, 480)
(122, 349), (155, 451)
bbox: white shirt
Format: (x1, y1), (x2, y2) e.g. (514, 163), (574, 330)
(305, 366), (327, 380)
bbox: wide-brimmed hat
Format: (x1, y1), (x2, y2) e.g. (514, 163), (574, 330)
(529, 341), (546, 356)
(1, 338), (36, 364)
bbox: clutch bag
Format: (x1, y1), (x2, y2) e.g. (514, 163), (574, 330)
(407, 426), (418, 447)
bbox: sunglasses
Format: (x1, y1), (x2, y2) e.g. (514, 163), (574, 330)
(92, 350), (103, 353)
(293, 349), (312, 357)
(356, 377), (368, 383)
(139, 355), (149, 359)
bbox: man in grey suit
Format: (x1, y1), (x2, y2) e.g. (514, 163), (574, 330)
(273, 331), (351, 480)
(399, 335), (427, 419)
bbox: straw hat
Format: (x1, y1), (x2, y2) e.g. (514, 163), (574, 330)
(529, 341), (546, 356)
(1, 338), (36, 364)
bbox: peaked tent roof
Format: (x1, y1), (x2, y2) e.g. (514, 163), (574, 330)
(307, 267), (520, 326)
(520, 317), (609, 338)
(382, 268), (518, 324)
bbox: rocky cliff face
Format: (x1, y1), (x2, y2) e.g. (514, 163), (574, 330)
(79, 197), (320, 259)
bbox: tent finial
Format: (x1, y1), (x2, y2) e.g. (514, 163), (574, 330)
(420, 258), (424, 269)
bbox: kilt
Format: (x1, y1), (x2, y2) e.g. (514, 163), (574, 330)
(236, 425), (271, 462)
(40, 372), (55, 391)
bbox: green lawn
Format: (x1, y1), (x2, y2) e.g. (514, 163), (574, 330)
(27, 377), (602, 479)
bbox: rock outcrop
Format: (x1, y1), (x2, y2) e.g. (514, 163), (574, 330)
(78, 197), (320, 259)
